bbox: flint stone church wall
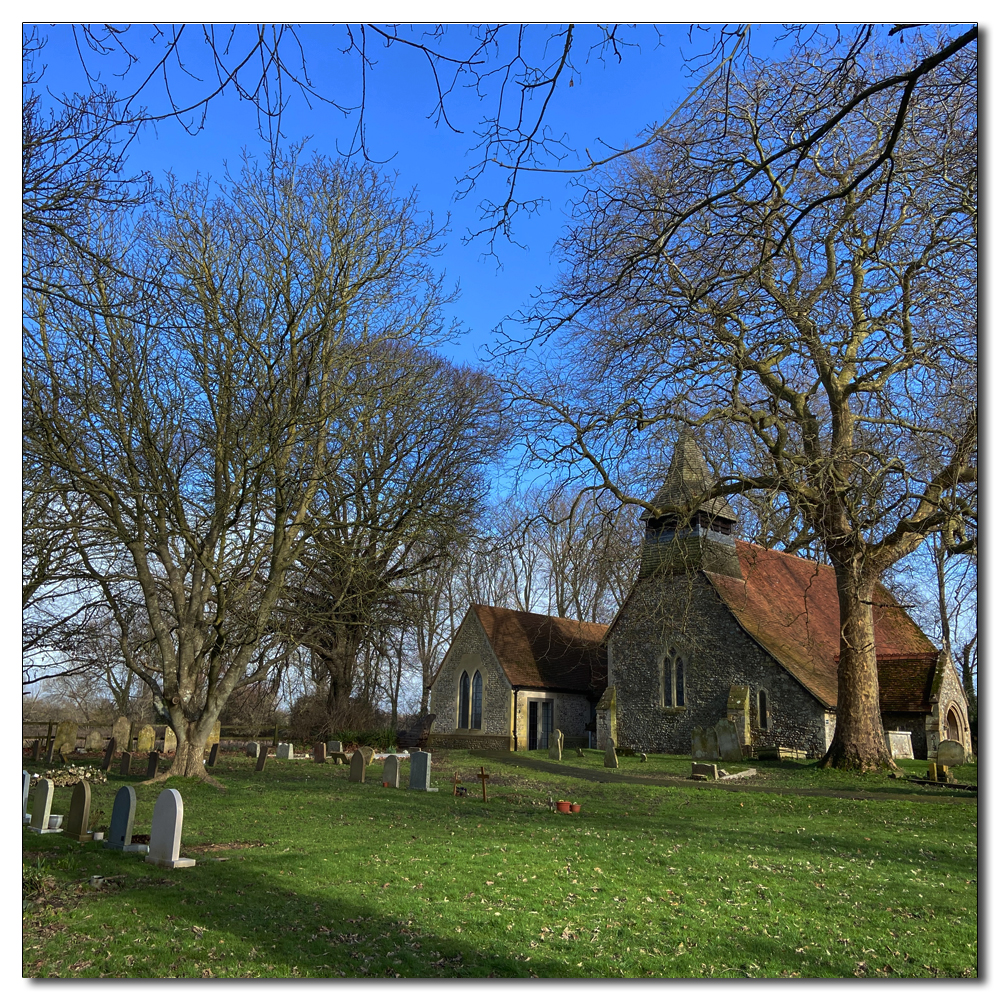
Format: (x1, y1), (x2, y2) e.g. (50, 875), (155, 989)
(608, 572), (829, 756)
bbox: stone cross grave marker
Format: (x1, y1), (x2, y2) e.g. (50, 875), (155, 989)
(255, 744), (268, 771)
(136, 725), (155, 753)
(715, 718), (744, 762)
(144, 789), (196, 869)
(604, 737), (619, 769)
(383, 754), (400, 788)
(408, 750), (438, 791)
(23, 770), (30, 823)
(145, 752), (160, 779)
(100, 737), (117, 772)
(936, 739), (966, 768)
(84, 730), (104, 752)
(107, 785), (142, 852)
(885, 730), (914, 760)
(163, 728), (177, 754)
(54, 719), (77, 755)
(349, 750), (367, 783)
(29, 778), (56, 834)
(276, 743), (294, 760)
(65, 779), (93, 843)
(207, 742), (220, 767)
(119, 751), (133, 776)
(549, 729), (563, 761)
(313, 742), (327, 763)
(112, 716), (130, 749)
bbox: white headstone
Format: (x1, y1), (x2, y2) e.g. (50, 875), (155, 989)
(23, 770), (30, 823)
(29, 778), (57, 833)
(885, 730), (914, 760)
(144, 789), (196, 869)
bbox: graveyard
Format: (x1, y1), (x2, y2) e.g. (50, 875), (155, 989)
(22, 745), (977, 978)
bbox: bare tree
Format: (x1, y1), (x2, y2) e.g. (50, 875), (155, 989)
(505, 33), (976, 770)
(23, 150), (461, 780)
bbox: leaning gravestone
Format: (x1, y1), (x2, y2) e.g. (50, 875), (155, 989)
(136, 725), (156, 753)
(100, 737), (117, 772)
(349, 750), (367, 783)
(359, 745), (375, 766)
(255, 744), (268, 771)
(936, 739), (966, 768)
(207, 742), (220, 767)
(276, 743), (294, 760)
(65, 779), (93, 843)
(313, 743), (327, 763)
(408, 750), (438, 791)
(31, 739), (42, 762)
(549, 729), (563, 761)
(691, 762), (719, 781)
(163, 728), (177, 754)
(145, 752), (160, 779)
(84, 729), (104, 752)
(144, 789), (195, 869)
(54, 719), (78, 755)
(23, 770), (30, 823)
(112, 716), (130, 750)
(383, 754), (400, 788)
(28, 778), (57, 834)
(885, 730), (914, 760)
(603, 738), (619, 769)
(107, 785), (142, 851)
(119, 751), (133, 776)
(715, 718), (744, 762)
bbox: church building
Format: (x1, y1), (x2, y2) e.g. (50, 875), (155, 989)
(427, 435), (972, 760)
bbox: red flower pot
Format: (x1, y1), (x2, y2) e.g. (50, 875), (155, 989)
(556, 800), (571, 813)
(571, 803), (581, 813)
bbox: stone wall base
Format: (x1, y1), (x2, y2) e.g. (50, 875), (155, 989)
(426, 733), (514, 752)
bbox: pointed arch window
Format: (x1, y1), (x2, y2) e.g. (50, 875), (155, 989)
(471, 671), (483, 729)
(758, 689), (769, 731)
(662, 648), (685, 708)
(458, 671), (471, 729)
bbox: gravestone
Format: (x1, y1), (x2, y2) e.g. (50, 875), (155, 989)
(31, 739), (41, 761)
(408, 750), (438, 791)
(119, 751), (133, 776)
(23, 770), (30, 823)
(715, 718), (744, 762)
(327, 740), (343, 754)
(313, 743), (327, 763)
(936, 739), (966, 768)
(329, 752), (351, 764)
(144, 789), (196, 869)
(359, 746), (375, 766)
(107, 785), (139, 851)
(548, 729), (563, 761)
(276, 743), (294, 760)
(246, 741), (260, 758)
(163, 728), (177, 754)
(29, 778), (56, 834)
(112, 716), (130, 749)
(207, 742), (220, 767)
(84, 729), (104, 752)
(691, 726), (719, 760)
(349, 750), (367, 783)
(726, 685), (751, 746)
(44, 734), (56, 764)
(100, 737), (117, 772)
(885, 730), (914, 760)
(383, 754), (400, 788)
(145, 752), (160, 778)
(255, 744), (268, 771)
(691, 762), (719, 781)
(575, 747), (585, 757)
(54, 719), (78, 755)
(65, 778), (93, 843)
(603, 738), (619, 769)
(136, 725), (155, 753)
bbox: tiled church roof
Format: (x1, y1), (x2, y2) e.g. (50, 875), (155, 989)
(706, 541), (938, 710)
(643, 431), (738, 522)
(471, 604), (608, 695)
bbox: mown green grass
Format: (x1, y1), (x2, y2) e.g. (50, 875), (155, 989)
(23, 749), (978, 978)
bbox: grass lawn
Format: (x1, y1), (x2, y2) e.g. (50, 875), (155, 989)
(22, 748), (978, 978)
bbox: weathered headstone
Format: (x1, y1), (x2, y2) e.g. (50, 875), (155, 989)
(145, 751), (161, 779)
(112, 716), (130, 749)
(207, 742), (220, 767)
(936, 739), (966, 768)
(119, 751), (133, 775)
(54, 719), (78, 755)
(163, 728), (177, 754)
(43, 734), (56, 764)
(715, 718), (744, 762)
(383, 754), (400, 788)
(65, 779), (93, 843)
(327, 739), (343, 755)
(23, 770), (30, 823)
(84, 729), (104, 752)
(548, 729), (563, 761)
(255, 743), (268, 771)
(603, 738), (619, 769)
(144, 789), (196, 869)
(31, 739), (41, 761)
(106, 785), (142, 851)
(313, 742), (327, 763)
(246, 741), (260, 758)
(136, 725), (156, 753)
(100, 737), (117, 772)
(726, 685), (751, 746)
(28, 778), (56, 834)
(349, 750), (367, 783)
(408, 750), (438, 791)
(885, 730), (914, 760)
(691, 762), (719, 781)
(276, 743), (294, 760)
(359, 745), (375, 766)
(692, 725), (720, 760)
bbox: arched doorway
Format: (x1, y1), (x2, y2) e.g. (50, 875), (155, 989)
(946, 708), (961, 743)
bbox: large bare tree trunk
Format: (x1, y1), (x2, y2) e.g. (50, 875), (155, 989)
(820, 562), (894, 771)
